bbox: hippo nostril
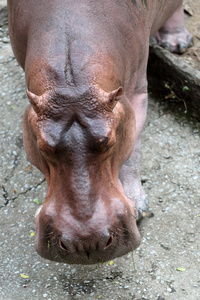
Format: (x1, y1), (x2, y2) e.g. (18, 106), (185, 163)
(104, 233), (113, 249)
(59, 239), (68, 251)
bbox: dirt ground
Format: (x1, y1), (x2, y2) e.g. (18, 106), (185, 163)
(0, 2), (200, 300)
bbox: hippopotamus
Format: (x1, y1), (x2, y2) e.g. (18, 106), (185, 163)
(7, 0), (192, 264)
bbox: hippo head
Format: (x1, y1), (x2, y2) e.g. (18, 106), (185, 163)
(23, 84), (140, 264)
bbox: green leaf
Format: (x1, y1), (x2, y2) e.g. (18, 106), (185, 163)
(20, 274), (29, 279)
(98, 295), (102, 299)
(109, 261), (114, 266)
(33, 198), (42, 205)
(176, 267), (186, 272)
(183, 86), (190, 92)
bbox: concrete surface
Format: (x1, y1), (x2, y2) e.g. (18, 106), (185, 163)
(0, 5), (200, 300)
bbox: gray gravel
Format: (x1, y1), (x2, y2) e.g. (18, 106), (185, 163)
(0, 9), (200, 300)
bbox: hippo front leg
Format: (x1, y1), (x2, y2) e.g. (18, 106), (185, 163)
(120, 92), (148, 220)
(153, 3), (193, 54)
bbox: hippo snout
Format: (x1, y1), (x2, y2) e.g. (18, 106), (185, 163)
(35, 199), (141, 264)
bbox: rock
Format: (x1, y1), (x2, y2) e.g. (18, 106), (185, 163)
(148, 44), (200, 115)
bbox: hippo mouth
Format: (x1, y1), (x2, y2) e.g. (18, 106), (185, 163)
(34, 198), (141, 265)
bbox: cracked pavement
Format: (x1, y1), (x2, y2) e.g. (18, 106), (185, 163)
(0, 6), (200, 300)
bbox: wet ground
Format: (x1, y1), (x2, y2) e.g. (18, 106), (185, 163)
(0, 4), (200, 300)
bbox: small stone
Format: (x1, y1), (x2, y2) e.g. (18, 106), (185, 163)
(43, 294), (48, 298)
(2, 36), (9, 43)
(124, 285), (130, 289)
(163, 154), (171, 159)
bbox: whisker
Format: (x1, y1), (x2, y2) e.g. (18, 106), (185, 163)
(130, 213), (137, 220)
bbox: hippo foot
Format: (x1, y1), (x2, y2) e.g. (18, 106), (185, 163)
(119, 168), (149, 221)
(128, 183), (148, 221)
(152, 28), (193, 54)
(135, 194), (148, 221)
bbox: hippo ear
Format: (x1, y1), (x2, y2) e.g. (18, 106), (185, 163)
(27, 90), (44, 114)
(103, 86), (123, 111)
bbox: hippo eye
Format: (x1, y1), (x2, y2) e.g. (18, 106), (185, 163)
(89, 136), (107, 152)
(98, 136), (109, 146)
(91, 135), (116, 153)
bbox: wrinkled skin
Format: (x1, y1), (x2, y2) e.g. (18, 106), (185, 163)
(7, 0), (192, 264)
